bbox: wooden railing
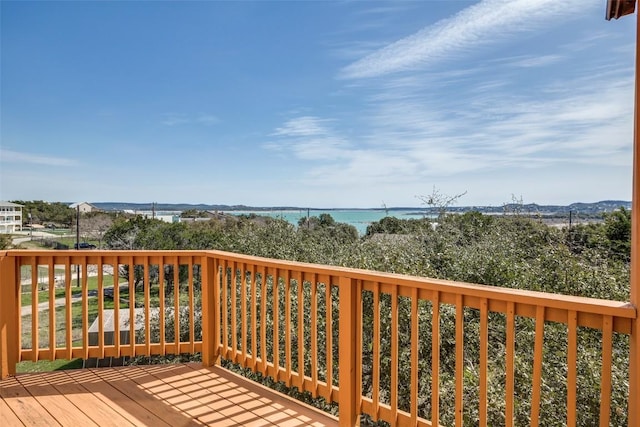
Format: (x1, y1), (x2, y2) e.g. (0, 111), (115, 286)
(0, 250), (637, 426)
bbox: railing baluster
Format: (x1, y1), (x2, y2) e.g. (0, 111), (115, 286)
(250, 264), (257, 371)
(48, 258), (56, 360)
(173, 257), (180, 355)
(432, 291), (441, 427)
(479, 297), (488, 427)
(144, 257), (150, 356)
(600, 315), (613, 427)
(241, 262), (247, 366)
(213, 256), (221, 363)
(567, 310), (578, 427)
(98, 258), (105, 359)
(201, 255), (213, 366)
(128, 258), (136, 357)
(410, 287), (419, 426)
(82, 257), (89, 360)
(391, 284), (398, 424)
(455, 293), (464, 427)
(297, 270), (304, 391)
(31, 257), (38, 361)
(188, 257), (195, 355)
(506, 301), (515, 427)
(221, 259), (228, 358)
(531, 305), (546, 427)
(113, 259), (121, 358)
(159, 257), (166, 355)
(311, 272), (318, 397)
(65, 259), (72, 360)
(260, 265), (267, 374)
(273, 267), (280, 382)
(355, 279), (362, 410)
(372, 282), (380, 421)
(231, 261), (237, 362)
(285, 269), (292, 387)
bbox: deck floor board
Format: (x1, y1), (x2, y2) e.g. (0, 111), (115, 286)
(0, 363), (338, 427)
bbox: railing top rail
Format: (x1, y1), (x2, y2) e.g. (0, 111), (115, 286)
(4, 249), (636, 320)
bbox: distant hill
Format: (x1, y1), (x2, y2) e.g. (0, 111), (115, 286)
(91, 200), (631, 216)
(434, 200), (631, 215)
(91, 202), (303, 212)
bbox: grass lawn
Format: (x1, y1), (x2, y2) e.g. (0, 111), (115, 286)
(43, 229), (72, 236)
(21, 275), (117, 306)
(21, 296), (117, 349)
(16, 358), (83, 373)
(20, 265), (66, 280)
(20, 282), (197, 349)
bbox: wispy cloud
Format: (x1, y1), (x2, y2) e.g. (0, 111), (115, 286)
(271, 116), (333, 137)
(0, 149), (77, 167)
(266, 116), (353, 161)
(340, 0), (591, 79)
(267, 68), (632, 188)
(162, 113), (219, 126)
(507, 54), (564, 68)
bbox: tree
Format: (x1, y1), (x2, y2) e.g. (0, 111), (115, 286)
(78, 212), (115, 248)
(603, 207), (631, 261)
(12, 200), (74, 226)
(416, 187), (467, 219)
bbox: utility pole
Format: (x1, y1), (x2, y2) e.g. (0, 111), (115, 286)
(569, 210), (573, 229)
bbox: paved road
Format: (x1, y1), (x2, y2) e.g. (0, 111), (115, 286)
(12, 230), (63, 245)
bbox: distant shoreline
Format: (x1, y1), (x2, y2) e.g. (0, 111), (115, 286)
(91, 200), (631, 216)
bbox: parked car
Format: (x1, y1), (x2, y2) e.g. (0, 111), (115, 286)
(74, 242), (97, 249)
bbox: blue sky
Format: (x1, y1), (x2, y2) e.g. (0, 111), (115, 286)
(1, 0), (636, 208)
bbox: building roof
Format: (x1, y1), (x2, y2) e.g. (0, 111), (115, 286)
(606, 0), (635, 20)
(0, 201), (23, 207)
(69, 201), (97, 209)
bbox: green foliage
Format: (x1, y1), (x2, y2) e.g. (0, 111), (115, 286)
(365, 216), (432, 236)
(102, 210), (632, 426)
(0, 234), (11, 250)
(12, 200), (74, 226)
(604, 207), (631, 261)
(180, 209), (210, 218)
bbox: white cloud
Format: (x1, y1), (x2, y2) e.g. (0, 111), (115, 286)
(0, 149), (76, 167)
(340, 0), (591, 79)
(162, 113), (219, 126)
(508, 54), (564, 68)
(267, 116), (353, 161)
(271, 116), (332, 137)
(267, 67), (632, 190)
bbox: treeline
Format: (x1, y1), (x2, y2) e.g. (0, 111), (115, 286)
(11, 200), (75, 226)
(104, 208), (631, 426)
(104, 208), (630, 301)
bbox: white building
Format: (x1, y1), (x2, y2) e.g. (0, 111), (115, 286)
(0, 201), (23, 233)
(69, 202), (98, 213)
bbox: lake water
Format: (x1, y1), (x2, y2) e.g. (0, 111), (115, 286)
(150, 208), (430, 235)
(223, 209), (429, 235)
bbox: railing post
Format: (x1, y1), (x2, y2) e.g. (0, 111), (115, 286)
(338, 276), (359, 426)
(0, 252), (19, 379)
(201, 254), (220, 367)
(629, 7), (640, 427)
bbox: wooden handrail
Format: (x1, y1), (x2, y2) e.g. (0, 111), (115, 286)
(0, 249), (638, 426)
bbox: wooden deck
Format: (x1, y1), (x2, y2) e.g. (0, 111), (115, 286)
(0, 363), (338, 426)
